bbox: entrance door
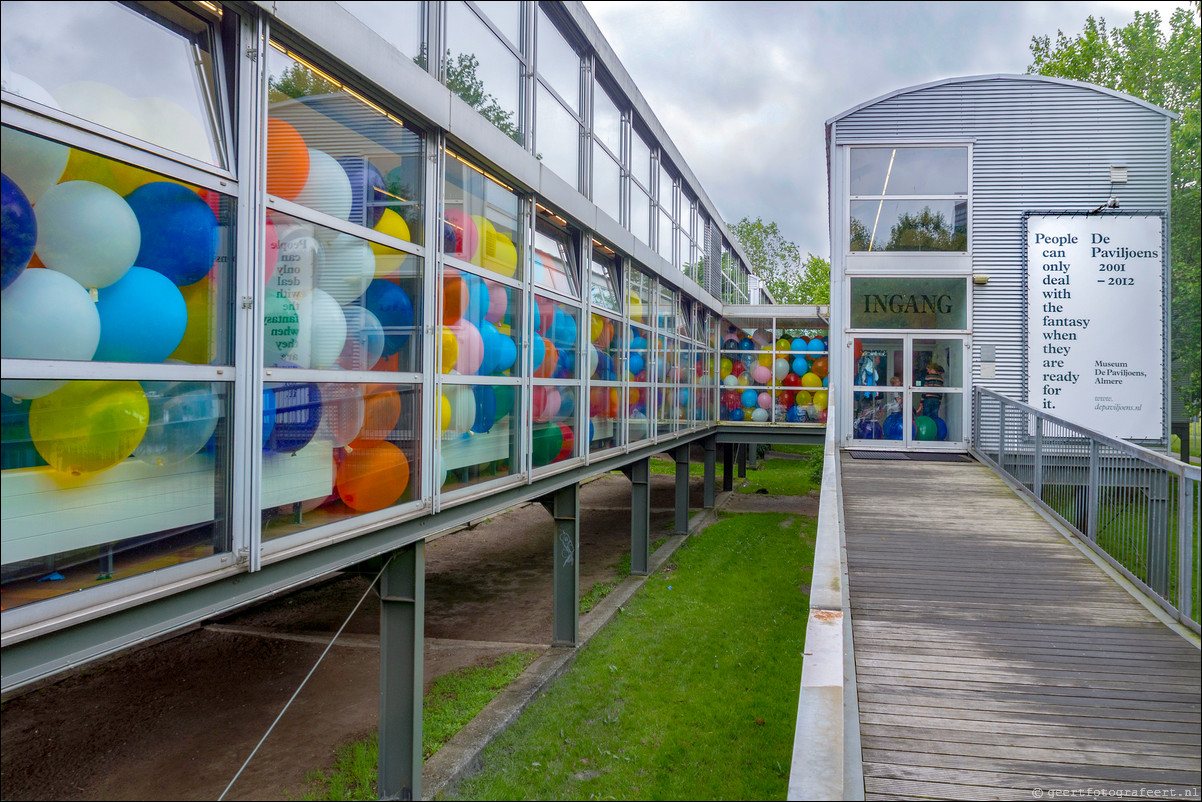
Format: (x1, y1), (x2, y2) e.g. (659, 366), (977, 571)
(850, 335), (967, 447)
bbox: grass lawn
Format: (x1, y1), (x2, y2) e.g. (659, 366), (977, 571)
(447, 511), (815, 801)
(737, 457), (823, 497)
(580, 537), (668, 614)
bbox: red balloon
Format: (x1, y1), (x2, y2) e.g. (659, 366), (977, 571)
(783, 373), (801, 388)
(443, 208), (479, 260)
(554, 422), (574, 462)
(732, 360), (746, 377)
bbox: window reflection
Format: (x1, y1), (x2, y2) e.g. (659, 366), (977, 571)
(849, 200), (967, 252)
(536, 7), (580, 112)
(536, 85), (579, 188)
(593, 81), (621, 155)
(446, 1), (521, 143)
(850, 147), (967, 196)
(1, 1), (226, 166)
(593, 143), (621, 223)
(337, 1), (422, 58)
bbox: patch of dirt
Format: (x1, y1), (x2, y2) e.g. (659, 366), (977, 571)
(0, 473), (706, 801)
(725, 491), (819, 515)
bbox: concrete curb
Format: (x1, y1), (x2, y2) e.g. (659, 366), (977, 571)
(421, 495), (733, 799)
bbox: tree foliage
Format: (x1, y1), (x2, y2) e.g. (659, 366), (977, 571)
(413, 47), (521, 144)
(1029, 5), (1201, 415)
(731, 217), (830, 304)
(268, 61), (339, 103)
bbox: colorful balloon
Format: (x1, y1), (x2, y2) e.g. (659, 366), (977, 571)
(30, 380), (149, 475)
(1, 268), (101, 399)
(35, 180), (140, 288)
(336, 440), (408, 511)
(1, 173), (37, 289)
(134, 379), (220, 466)
(125, 181), (219, 286)
(94, 267), (187, 363)
(266, 380), (322, 453)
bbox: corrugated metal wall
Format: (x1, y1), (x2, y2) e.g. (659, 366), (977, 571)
(832, 77), (1171, 402)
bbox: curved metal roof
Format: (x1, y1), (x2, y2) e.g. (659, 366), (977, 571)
(825, 73), (1177, 128)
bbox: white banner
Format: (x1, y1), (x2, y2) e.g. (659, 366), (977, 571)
(1026, 214), (1164, 440)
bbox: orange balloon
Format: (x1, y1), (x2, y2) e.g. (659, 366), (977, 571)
(267, 118), (309, 200)
(359, 384), (401, 439)
(337, 440), (409, 511)
(812, 356), (829, 379)
(535, 337), (558, 378)
(599, 319), (614, 349)
(442, 272), (467, 325)
(609, 388), (618, 415)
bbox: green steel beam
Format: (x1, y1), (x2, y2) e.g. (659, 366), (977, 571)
(623, 458), (651, 576)
(378, 542), (424, 801)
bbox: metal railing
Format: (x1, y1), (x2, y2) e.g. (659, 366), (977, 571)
(973, 387), (1200, 633)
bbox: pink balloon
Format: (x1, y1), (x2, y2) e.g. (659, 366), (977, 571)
(452, 319), (484, 374)
(443, 209), (479, 261)
(752, 365), (772, 385)
(542, 388), (562, 421)
(484, 278), (508, 323)
(757, 391), (772, 410)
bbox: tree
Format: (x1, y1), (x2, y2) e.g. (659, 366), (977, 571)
(884, 207), (966, 252)
(730, 216), (830, 304)
(268, 61), (340, 103)
(1029, 5), (1201, 415)
(415, 47), (522, 144)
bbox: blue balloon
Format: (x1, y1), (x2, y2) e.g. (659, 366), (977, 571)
(471, 385), (496, 433)
(723, 338), (739, 350)
(588, 419), (594, 443)
(791, 338), (806, 352)
(628, 352), (645, 376)
(363, 279), (414, 356)
(336, 156), (387, 227)
(883, 412), (904, 440)
(855, 418), (883, 439)
(807, 337), (826, 353)
(629, 336), (648, 354)
(550, 309), (577, 351)
(442, 220), (457, 252)
(728, 407), (745, 421)
(124, 182), (218, 286)
(532, 335), (545, 372)
(559, 388), (575, 418)
(494, 333), (517, 373)
(679, 388), (690, 405)
(339, 305), (385, 371)
(936, 416), (949, 441)
(1, 173), (36, 289)
(267, 380), (322, 453)
(822, 376), (829, 387)
(786, 405), (805, 423)
(738, 338), (754, 351)
(478, 321), (500, 375)
(262, 386), (277, 446)
(792, 356), (809, 376)
(741, 389), (758, 408)
(462, 272), (490, 324)
(94, 267), (187, 362)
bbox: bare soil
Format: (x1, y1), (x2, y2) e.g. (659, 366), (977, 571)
(0, 471), (730, 801)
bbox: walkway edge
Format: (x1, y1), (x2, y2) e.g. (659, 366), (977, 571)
(420, 494), (733, 799)
(788, 428), (864, 801)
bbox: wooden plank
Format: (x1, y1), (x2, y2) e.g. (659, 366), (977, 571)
(863, 762), (1200, 796)
(859, 723), (1201, 757)
(857, 691), (1202, 723)
(859, 709), (1202, 743)
(860, 748), (1202, 785)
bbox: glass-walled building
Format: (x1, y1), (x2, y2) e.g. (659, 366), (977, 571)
(0, 1), (758, 668)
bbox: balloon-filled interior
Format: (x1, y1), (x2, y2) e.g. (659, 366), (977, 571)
(718, 324), (831, 424)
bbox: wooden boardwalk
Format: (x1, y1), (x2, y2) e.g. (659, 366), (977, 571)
(841, 454), (1202, 801)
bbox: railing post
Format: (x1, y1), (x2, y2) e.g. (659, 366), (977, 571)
(1178, 475), (1195, 620)
(1147, 470), (1171, 598)
(997, 402), (1006, 467)
(972, 387), (981, 452)
(1032, 413), (1043, 500)
(1086, 440), (1100, 542)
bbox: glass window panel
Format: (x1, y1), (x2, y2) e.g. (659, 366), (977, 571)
(853, 389), (902, 440)
(536, 7), (579, 113)
(676, 226), (688, 271)
(911, 338), (963, 390)
(0, 129), (236, 371)
(658, 164), (673, 206)
(630, 186), (650, 245)
(533, 295), (578, 380)
(446, 1), (522, 143)
(850, 147), (968, 196)
(913, 392), (961, 442)
(631, 131), (652, 189)
(1, 379), (230, 608)
(530, 417), (574, 468)
(592, 142), (621, 223)
(588, 311), (621, 381)
(440, 268), (523, 377)
(588, 247), (621, 313)
(657, 209), (673, 262)
(444, 151), (522, 280)
(628, 323), (651, 383)
(535, 84), (580, 190)
(1, 1), (226, 167)
(474, 0), (521, 47)
(849, 277), (967, 330)
(337, 1), (422, 59)
(628, 269), (654, 327)
(266, 212), (423, 372)
(628, 385), (651, 442)
(592, 81), (621, 156)
(588, 380), (622, 452)
(262, 381), (420, 540)
(849, 200), (967, 252)
(439, 383), (520, 489)
(267, 46), (425, 243)
(533, 222), (578, 296)
(657, 285), (677, 334)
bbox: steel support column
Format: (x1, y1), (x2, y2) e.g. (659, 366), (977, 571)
(738, 443), (747, 478)
(378, 542), (424, 801)
(723, 443), (734, 491)
(542, 484), (580, 646)
(623, 459), (651, 576)
(674, 443), (690, 535)
(703, 435), (716, 509)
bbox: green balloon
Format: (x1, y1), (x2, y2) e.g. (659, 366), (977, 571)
(532, 423), (562, 467)
(915, 415), (937, 441)
(494, 385), (514, 420)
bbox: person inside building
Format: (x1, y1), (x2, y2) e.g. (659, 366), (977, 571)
(919, 360), (945, 418)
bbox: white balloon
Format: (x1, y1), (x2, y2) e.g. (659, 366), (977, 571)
(317, 233), (374, 304)
(444, 384), (476, 434)
(296, 148), (352, 222)
(339, 306), (385, 371)
(1, 269), (100, 399)
(0, 126), (69, 204)
(35, 180), (140, 288)
(588, 345), (600, 378)
(319, 382), (365, 448)
(297, 289), (347, 369)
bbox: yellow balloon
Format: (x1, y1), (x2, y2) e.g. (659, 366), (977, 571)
(30, 380), (150, 476)
(483, 229), (518, 278)
(795, 391), (813, 406)
(589, 313), (604, 343)
(627, 294), (644, 322)
(440, 327), (459, 373)
(59, 147), (182, 196)
(169, 277), (217, 364)
(757, 353), (772, 368)
(801, 372), (822, 388)
(371, 209), (410, 277)
(469, 215), (491, 266)
(813, 390), (829, 411)
(438, 393), (452, 433)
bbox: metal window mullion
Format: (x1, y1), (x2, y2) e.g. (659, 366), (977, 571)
(235, 10), (269, 572)
(424, 130), (445, 510)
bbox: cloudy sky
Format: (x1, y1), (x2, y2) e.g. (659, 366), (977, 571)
(582, 1), (1185, 261)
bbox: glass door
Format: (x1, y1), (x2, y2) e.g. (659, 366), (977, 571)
(850, 335), (966, 447)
